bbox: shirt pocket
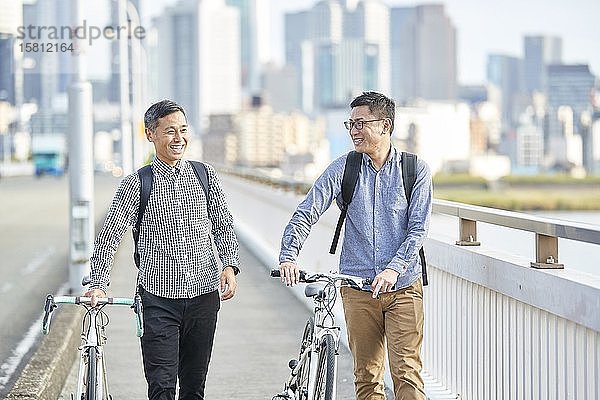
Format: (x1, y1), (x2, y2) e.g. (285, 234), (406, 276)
(385, 187), (408, 213)
(143, 213), (175, 256)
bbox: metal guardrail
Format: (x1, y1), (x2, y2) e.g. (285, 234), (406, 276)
(432, 198), (600, 269)
(433, 199), (600, 245)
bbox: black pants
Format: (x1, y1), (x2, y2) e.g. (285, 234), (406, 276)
(139, 287), (220, 400)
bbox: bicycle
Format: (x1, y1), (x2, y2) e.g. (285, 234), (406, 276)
(270, 269), (372, 400)
(42, 290), (143, 400)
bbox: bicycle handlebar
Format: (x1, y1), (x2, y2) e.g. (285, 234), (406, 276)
(270, 269), (372, 288)
(53, 296), (135, 305)
(42, 294), (144, 337)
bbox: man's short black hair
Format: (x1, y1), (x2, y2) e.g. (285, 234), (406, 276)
(144, 100), (186, 132)
(350, 91), (395, 134)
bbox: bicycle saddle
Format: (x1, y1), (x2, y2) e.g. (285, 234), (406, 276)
(304, 283), (326, 299)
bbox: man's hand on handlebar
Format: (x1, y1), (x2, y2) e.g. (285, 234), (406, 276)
(279, 261), (301, 287)
(84, 288), (107, 307)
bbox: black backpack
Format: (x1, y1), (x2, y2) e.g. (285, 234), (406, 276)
(329, 151), (428, 286)
(132, 161), (209, 268)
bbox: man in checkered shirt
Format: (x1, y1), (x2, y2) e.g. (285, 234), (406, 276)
(85, 99), (240, 400)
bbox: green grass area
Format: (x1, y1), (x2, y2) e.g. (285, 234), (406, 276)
(432, 174), (600, 210)
(433, 173), (600, 186)
(434, 188), (600, 211)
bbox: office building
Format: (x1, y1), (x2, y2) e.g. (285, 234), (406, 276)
(225, 0), (269, 96)
(390, 4), (457, 102)
(546, 64), (596, 170)
(202, 101), (327, 177)
(547, 64), (595, 115)
(0, 35), (15, 105)
(523, 35), (562, 94)
(0, 0), (23, 106)
(261, 63), (299, 113)
(284, 0), (391, 114)
(345, 0), (390, 94)
(109, 0), (141, 103)
(487, 54), (523, 128)
(152, 0), (241, 133)
(515, 118), (544, 173)
(393, 101), (470, 174)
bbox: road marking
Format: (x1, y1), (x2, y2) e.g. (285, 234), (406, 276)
(22, 247), (56, 275)
(0, 313), (43, 389)
(0, 283), (68, 391)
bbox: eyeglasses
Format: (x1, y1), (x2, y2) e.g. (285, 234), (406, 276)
(343, 119), (385, 131)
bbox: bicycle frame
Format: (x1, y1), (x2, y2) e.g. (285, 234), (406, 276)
(42, 295), (143, 400)
(271, 270), (371, 400)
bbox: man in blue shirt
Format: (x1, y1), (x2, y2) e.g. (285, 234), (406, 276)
(279, 91), (432, 399)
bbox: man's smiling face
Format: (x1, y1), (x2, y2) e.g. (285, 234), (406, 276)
(348, 105), (391, 158)
(146, 111), (188, 166)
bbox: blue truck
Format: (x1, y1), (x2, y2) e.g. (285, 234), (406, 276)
(32, 134), (67, 176)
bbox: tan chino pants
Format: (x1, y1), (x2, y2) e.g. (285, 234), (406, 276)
(341, 279), (425, 400)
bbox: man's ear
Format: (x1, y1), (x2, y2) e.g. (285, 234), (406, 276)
(145, 128), (153, 142)
(383, 118), (392, 135)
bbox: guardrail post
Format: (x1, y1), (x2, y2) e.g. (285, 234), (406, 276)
(531, 233), (564, 269)
(455, 218), (481, 246)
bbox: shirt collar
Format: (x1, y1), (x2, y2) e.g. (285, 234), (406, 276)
(152, 157), (184, 176)
(365, 145), (398, 169)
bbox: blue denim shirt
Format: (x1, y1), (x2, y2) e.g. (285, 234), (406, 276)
(279, 147), (433, 290)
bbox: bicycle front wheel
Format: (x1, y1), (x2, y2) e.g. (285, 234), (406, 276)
(312, 333), (336, 400)
(85, 347), (98, 400)
(296, 317), (314, 400)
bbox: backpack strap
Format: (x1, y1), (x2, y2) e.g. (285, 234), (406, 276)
(189, 161), (210, 213)
(329, 151), (362, 254)
(401, 152), (428, 286)
(133, 164), (153, 268)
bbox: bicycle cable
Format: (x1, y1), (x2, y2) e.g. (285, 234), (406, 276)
(321, 278), (338, 327)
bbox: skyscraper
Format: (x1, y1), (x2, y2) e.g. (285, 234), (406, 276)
(284, 10), (310, 111)
(487, 54), (523, 128)
(547, 64), (595, 115)
(546, 64), (596, 171)
(390, 4), (457, 102)
(0, 0), (23, 106)
(0, 35), (15, 105)
(523, 35), (562, 94)
(284, 0), (390, 114)
(109, 0), (141, 103)
(346, 0), (390, 94)
(152, 0), (241, 133)
(225, 0), (269, 96)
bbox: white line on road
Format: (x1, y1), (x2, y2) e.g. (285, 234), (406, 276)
(0, 282), (68, 391)
(22, 247), (56, 275)
(0, 313), (43, 389)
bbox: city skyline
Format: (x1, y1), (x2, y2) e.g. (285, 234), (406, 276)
(141, 0), (600, 85)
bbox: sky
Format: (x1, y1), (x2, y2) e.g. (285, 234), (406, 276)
(107, 0), (600, 85)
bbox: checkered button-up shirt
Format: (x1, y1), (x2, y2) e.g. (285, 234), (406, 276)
(90, 157), (240, 298)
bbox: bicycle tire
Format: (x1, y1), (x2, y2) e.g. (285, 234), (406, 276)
(313, 333), (336, 400)
(85, 347), (97, 400)
(296, 317), (314, 400)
